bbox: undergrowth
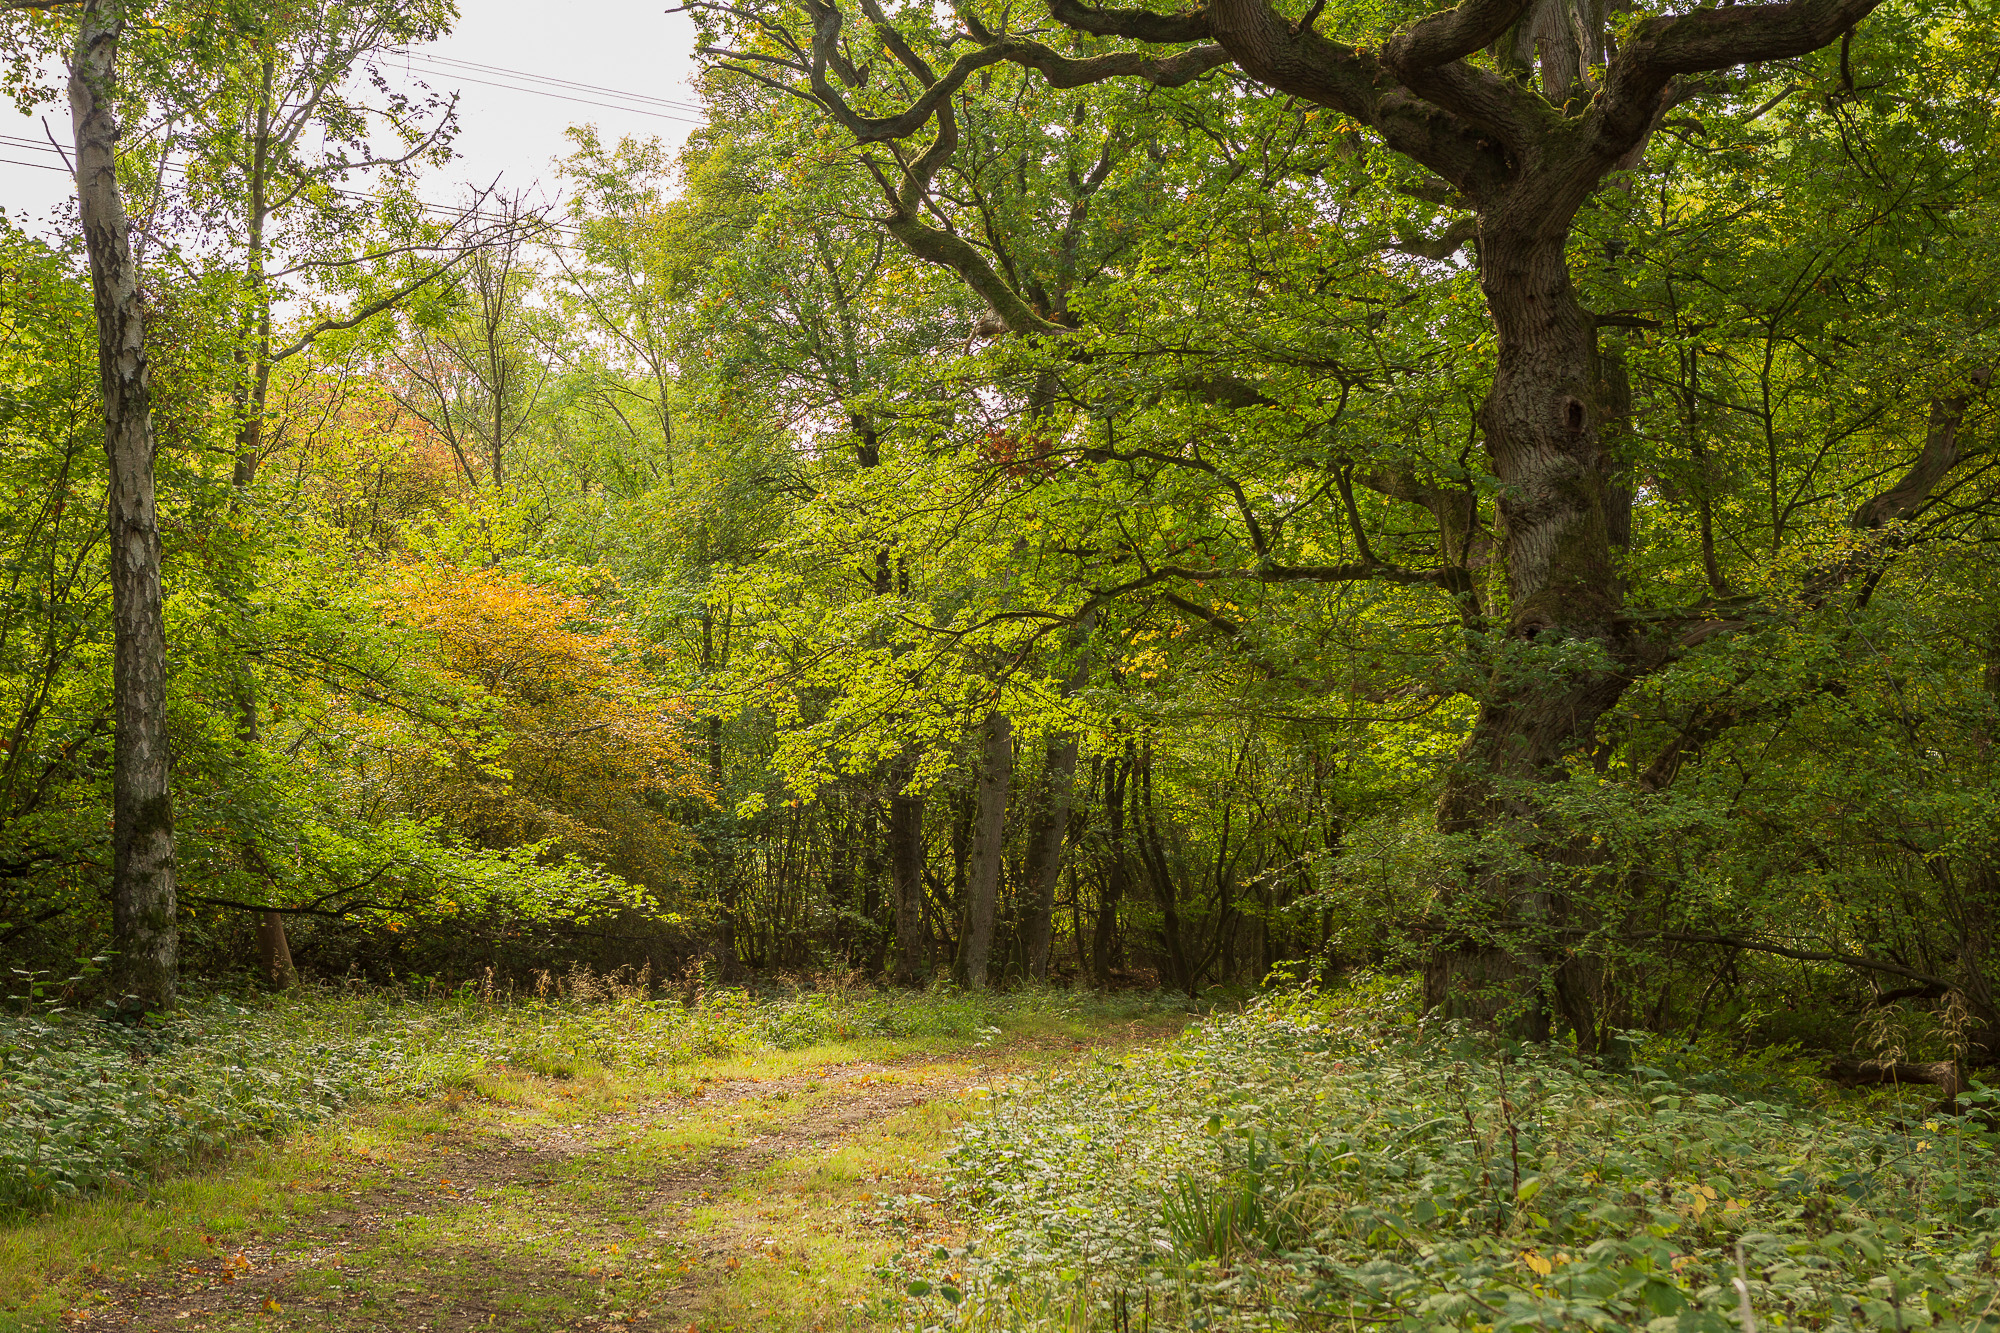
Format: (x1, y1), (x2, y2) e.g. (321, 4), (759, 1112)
(907, 976), (2000, 1332)
(0, 974), (1123, 1218)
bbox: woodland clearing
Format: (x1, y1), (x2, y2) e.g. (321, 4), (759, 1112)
(7, 981), (1999, 1333)
(7, 0), (2000, 1325)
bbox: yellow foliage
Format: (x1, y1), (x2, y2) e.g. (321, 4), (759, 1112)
(379, 565), (708, 887)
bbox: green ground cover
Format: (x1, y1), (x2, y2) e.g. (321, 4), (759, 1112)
(10, 979), (1998, 1333)
(0, 982), (1184, 1331)
(922, 978), (2000, 1332)
(0, 975), (1107, 1218)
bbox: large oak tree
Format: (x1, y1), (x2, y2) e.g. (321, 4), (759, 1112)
(683, 0), (1994, 1036)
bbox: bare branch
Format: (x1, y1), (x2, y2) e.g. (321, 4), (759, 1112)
(1390, 215), (1477, 260)
(1597, 0), (1885, 152)
(1383, 0), (1534, 72)
(266, 254), (472, 364)
(1849, 369), (1992, 530)
(1042, 0), (1214, 44)
(1659, 932), (1953, 992)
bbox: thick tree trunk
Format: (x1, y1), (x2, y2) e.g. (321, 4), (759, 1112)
(955, 712), (1012, 989)
(889, 793), (927, 984)
(71, 0), (178, 1011)
(1425, 218), (1634, 1041)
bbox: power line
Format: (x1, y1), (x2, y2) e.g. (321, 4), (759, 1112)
(0, 135), (588, 238)
(386, 50), (707, 127)
(398, 65), (706, 126)
(6, 55), (713, 204)
(3, 53), (723, 226)
(396, 50), (705, 115)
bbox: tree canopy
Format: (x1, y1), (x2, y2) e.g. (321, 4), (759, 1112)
(2, 0), (1997, 1087)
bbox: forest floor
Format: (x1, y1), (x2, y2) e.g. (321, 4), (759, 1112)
(4, 1009), (1187, 1333)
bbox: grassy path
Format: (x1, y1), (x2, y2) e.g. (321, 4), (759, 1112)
(4, 1011), (1184, 1333)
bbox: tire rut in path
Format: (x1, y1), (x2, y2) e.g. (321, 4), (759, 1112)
(75, 1054), (993, 1333)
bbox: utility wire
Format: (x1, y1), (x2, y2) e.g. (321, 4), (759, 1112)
(398, 65), (705, 126)
(0, 135), (588, 238)
(394, 50), (705, 115)
(6, 52), (710, 189)
(384, 49), (706, 126)
(2, 52), (719, 223)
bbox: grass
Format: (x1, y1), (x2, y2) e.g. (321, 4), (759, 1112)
(0, 972), (1136, 1217)
(32, 973), (1985, 1332)
(0, 980), (1189, 1331)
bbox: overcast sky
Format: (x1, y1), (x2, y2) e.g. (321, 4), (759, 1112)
(1, 0), (705, 232)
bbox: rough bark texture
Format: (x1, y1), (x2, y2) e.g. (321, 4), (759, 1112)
(71, 0), (178, 1010)
(256, 910), (297, 988)
(1420, 216), (1638, 1036)
(955, 712), (1013, 989)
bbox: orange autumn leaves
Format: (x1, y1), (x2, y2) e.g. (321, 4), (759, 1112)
(378, 566), (708, 890)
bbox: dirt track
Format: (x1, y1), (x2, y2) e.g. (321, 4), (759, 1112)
(48, 1027), (1171, 1333)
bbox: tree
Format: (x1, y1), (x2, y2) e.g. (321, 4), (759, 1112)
(0, 219), (114, 972)
(63, 0), (177, 1010)
(121, 0), (464, 483)
(680, 0), (2000, 1035)
(378, 565), (709, 887)
(390, 194), (556, 494)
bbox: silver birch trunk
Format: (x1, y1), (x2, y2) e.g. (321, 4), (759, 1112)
(70, 0), (178, 1009)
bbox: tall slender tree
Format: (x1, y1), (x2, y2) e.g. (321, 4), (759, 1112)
(66, 0), (177, 1009)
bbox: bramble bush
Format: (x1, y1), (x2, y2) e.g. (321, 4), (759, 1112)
(906, 976), (2000, 1332)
